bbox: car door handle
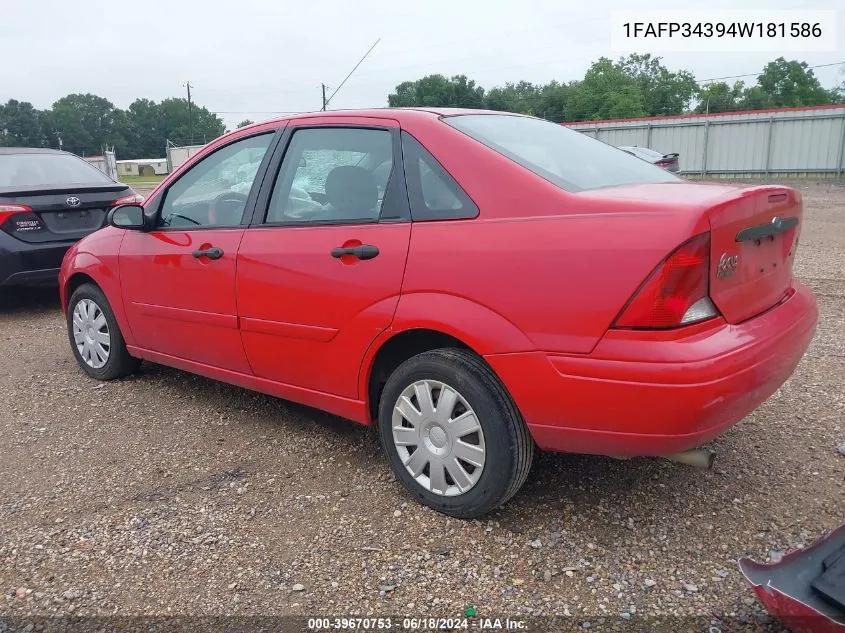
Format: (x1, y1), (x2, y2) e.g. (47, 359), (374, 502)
(192, 246), (224, 260)
(331, 245), (380, 260)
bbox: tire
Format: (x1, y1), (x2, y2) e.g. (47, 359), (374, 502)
(378, 348), (534, 519)
(67, 283), (140, 381)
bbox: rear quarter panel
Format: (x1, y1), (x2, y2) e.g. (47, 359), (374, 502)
(397, 116), (712, 354)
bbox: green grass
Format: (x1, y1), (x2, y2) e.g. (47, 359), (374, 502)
(118, 174), (165, 185)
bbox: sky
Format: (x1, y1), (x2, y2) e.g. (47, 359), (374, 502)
(2, 0), (844, 130)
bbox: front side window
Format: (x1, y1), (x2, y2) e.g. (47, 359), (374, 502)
(444, 114), (679, 192)
(157, 133), (273, 229)
(265, 127), (393, 224)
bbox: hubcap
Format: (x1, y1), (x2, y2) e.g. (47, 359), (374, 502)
(392, 380), (486, 497)
(71, 299), (110, 369)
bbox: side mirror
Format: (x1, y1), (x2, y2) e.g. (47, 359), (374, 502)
(107, 204), (146, 230)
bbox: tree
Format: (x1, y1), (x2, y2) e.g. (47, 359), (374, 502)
(756, 58), (831, 107)
(159, 98), (224, 146)
(738, 85), (771, 110)
(236, 119), (254, 128)
(485, 81), (539, 115)
(0, 100), (46, 147)
(565, 57), (646, 120)
(49, 93), (126, 156)
(388, 74), (485, 108)
(618, 53), (698, 116)
(695, 81), (745, 113)
(124, 98), (163, 158)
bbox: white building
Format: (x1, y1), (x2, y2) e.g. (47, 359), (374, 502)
(116, 158), (169, 177)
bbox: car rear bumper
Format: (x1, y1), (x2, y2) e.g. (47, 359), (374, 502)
(485, 281), (817, 457)
(0, 231), (74, 286)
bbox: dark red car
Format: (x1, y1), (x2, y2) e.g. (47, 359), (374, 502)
(59, 109), (817, 518)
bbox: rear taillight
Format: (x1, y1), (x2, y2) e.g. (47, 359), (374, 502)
(0, 204), (32, 224)
(656, 160), (672, 167)
(612, 233), (719, 329)
(110, 192), (145, 206)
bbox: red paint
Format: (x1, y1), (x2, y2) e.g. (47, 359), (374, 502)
(739, 522), (845, 633)
(60, 109), (818, 457)
(120, 228), (252, 373)
(237, 222), (411, 398)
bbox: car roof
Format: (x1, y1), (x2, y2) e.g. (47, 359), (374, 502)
(0, 147), (69, 155)
(270, 107), (526, 125)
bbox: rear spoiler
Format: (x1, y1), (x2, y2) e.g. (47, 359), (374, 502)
(0, 183), (128, 197)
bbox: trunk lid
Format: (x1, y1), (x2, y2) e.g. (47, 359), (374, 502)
(707, 185), (801, 324)
(0, 183), (129, 244)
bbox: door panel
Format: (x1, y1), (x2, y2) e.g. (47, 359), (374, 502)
(237, 223), (410, 397)
(120, 229), (251, 372)
(237, 121), (411, 399)
(118, 130), (278, 373)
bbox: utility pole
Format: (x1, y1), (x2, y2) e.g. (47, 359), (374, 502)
(184, 81), (194, 144)
(321, 83), (328, 111)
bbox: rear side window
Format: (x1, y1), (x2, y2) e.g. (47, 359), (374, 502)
(401, 132), (478, 221)
(0, 153), (113, 187)
(444, 114), (679, 192)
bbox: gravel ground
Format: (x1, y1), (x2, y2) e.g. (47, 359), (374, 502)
(1, 180), (843, 631)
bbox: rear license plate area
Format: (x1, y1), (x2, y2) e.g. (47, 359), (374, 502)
(39, 208), (105, 234)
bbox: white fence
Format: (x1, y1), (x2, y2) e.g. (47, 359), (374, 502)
(83, 151), (117, 180)
(565, 105), (845, 177)
(166, 143), (205, 173)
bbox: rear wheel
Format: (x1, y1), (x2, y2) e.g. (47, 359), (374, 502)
(378, 348), (534, 518)
(67, 283), (140, 380)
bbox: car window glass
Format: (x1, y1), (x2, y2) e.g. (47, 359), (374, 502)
(445, 114), (679, 192)
(418, 160), (462, 211)
(0, 153), (113, 187)
(266, 127), (392, 224)
(157, 133), (273, 229)
(401, 132), (478, 221)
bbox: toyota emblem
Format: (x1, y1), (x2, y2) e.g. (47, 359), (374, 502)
(66, 196), (81, 207)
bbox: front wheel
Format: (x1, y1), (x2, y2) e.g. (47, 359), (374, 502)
(67, 283), (140, 380)
(378, 348), (534, 518)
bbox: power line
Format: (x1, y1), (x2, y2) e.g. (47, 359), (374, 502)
(699, 60), (845, 84)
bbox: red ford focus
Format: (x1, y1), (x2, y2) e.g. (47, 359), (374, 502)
(59, 109), (817, 518)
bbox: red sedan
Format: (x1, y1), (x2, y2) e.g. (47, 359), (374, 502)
(59, 109), (817, 518)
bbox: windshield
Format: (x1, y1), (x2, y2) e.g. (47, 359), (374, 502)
(444, 114), (679, 192)
(0, 152), (114, 188)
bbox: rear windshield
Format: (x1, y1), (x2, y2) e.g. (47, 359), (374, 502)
(444, 114), (679, 192)
(0, 152), (114, 188)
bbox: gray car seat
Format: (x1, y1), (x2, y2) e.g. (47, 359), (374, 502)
(323, 165), (379, 220)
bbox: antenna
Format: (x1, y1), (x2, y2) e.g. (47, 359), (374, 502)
(323, 38), (381, 110)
